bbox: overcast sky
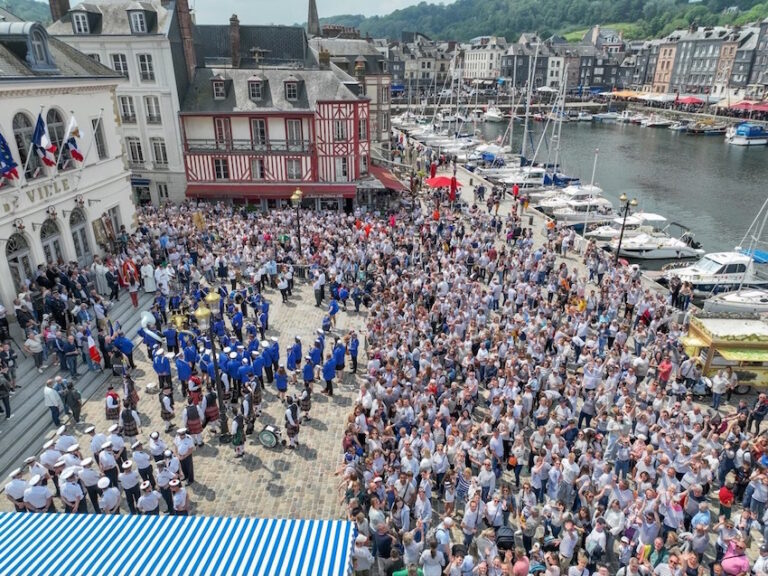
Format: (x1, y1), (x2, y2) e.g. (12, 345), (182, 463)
(193, 0), (450, 25)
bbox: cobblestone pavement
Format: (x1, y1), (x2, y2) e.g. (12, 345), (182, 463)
(0, 281), (365, 519)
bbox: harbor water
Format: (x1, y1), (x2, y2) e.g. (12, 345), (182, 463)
(479, 120), (768, 252)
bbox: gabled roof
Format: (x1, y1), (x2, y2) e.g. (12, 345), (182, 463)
(195, 24), (310, 68)
(47, 0), (173, 36)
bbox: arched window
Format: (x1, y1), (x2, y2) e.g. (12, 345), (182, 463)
(69, 207), (92, 265)
(6, 233), (34, 293)
(12, 112), (40, 179)
(46, 108), (66, 169)
(31, 31), (46, 62)
(40, 219), (63, 265)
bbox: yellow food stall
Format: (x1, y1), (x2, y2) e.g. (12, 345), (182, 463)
(682, 315), (768, 386)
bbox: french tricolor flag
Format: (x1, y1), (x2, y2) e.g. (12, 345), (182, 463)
(32, 113), (57, 167)
(65, 115), (84, 162)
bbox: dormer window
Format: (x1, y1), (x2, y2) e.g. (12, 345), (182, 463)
(130, 12), (147, 34)
(213, 80), (226, 100)
(249, 81), (262, 100)
(285, 82), (298, 101)
(72, 12), (89, 34)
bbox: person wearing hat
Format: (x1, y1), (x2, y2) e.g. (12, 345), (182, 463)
(753, 543), (768, 574)
(60, 469), (87, 513)
(201, 385), (221, 434)
(155, 460), (175, 513)
(40, 440), (63, 497)
(286, 337), (302, 373)
(181, 397), (205, 447)
(352, 534), (374, 575)
(131, 440), (156, 489)
(54, 425), (77, 453)
(148, 431), (167, 463)
(108, 424), (127, 466)
(275, 365), (289, 403)
(119, 399), (141, 444)
(105, 384), (121, 421)
(97, 476), (121, 514)
(23, 474), (54, 513)
(5, 468), (28, 512)
(98, 441), (119, 487)
(174, 429), (196, 484)
(119, 460), (142, 514)
(285, 394), (300, 449)
(159, 385), (175, 432)
(79, 457), (101, 513)
(260, 341), (273, 384)
(152, 347), (172, 389)
(170, 478), (189, 516)
(137, 480), (162, 515)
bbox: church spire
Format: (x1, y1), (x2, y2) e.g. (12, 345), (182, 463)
(307, 0), (321, 37)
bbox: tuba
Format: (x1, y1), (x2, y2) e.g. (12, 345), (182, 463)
(140, 311), (156, 329)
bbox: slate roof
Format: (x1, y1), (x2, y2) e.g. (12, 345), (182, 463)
(195, 24), (311, 68)
(181, 67), (361, 113)
(47, 0), (173, 36)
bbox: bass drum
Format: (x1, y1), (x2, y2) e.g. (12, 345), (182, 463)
(258, 427), (278, 448)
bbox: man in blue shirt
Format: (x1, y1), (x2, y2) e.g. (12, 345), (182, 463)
(152, 348), (172, 388)
(322, 354), (336, 397)
(348, 331), (359, 374)
(163, 325), (178, 355)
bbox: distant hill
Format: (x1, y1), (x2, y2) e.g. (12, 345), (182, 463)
(0, 0), (51, 23)
(320, 0), (768, 42)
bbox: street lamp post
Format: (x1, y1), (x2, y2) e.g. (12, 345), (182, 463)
(291, 188), (303, 256)
(614, 193), (639, 265)
(192, 291), (230, 442)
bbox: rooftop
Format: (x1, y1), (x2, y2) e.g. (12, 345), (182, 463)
(47, 0), (173, 36)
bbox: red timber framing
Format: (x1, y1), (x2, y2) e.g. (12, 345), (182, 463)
(180, 101), (370, 202)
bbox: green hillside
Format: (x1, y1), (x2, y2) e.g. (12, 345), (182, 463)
(321, 0), (768, 42)
(0, 0), (50, 23)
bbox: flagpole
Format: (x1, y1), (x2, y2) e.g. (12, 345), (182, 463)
(54, 110), (74, 171)
(20, 105), (45, 188)
(72, 108), (103, 192)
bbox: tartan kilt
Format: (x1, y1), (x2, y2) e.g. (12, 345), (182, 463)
(204, 405), (220, 425)
(105, 406), (120, 420)
(286, 424), (300, 438)
(299, 396), (311, 412)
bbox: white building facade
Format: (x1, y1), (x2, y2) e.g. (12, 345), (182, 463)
(48, 0), (194, 205)
(463, 36), (507, 80)
(0, 13), (135, 309)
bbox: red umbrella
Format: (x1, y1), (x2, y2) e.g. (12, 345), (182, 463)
(425, 176), (460, 188)
(677, 96), (704, 105)
(730, 101), (756, 110)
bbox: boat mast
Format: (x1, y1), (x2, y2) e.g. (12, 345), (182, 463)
(509, 53), (517, 151)
(521, 44), (538, 160)
(551, 65), (568, 176)
(582, 148), (599, 235)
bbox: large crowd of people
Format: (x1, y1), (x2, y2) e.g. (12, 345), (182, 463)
(1, 190), (767, 576)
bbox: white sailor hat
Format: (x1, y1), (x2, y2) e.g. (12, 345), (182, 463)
(316, 329), (323, 335)
(140, 480), (151, 491)
(270, 337), (278, 342)
(261, 341), (269, 348)
(66, 444), (80, 454)
(251, 351), (259, 357)
(84, 425), (96, 434)
(108, 424), (119, 434)
(122, 460), (133, 470)
(176, 351), (184, 359)
(23, 456), (36, 465)
(101, 441), (113, 451)
(42, 439), (55, 450)
(53, 460), (66, 469)
(223, 346), (232, 354)
(295, 336), (301, 341)
(165, 351), (176, 359)
(305, 355), (311, 360)
(169, 479), (180, 488)
(131, 441), (143, 449)
(242, 358), (249, 364)
(155, 348), (165, 356)
(149, 431), (160, 440)
(97, 477), (110, 490)
(29, 474), (41, 486)
(60, 469), (74, 481)
(56, 425), (66, 436)
(229, 351), (237, 359)
(177, 428), (188, 435)
(81, 457), (93, 467)
(163, 449), (173, 458)
(237, 345), (245, 350)
(8, 468), (22, 478)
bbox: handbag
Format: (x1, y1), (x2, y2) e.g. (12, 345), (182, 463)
(508, 455), (518, 467)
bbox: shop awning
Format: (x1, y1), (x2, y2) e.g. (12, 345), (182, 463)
(682, 335), (708, 348)
(717, 349), (768, 362)
(186, 182), (357, 199)
(368, 165), (407, 192)
(0, 512), (353, 576)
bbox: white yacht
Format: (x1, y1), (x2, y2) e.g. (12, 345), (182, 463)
(660, 252), (768, 297)
(610, 232), (704, 260)
(577, 111), (594, 122)
(552, 198), (616, 228)
(484, 106), (505, 123)
(642, 115), (673, 128)
(585, 212), (667, 242)
(536, 185), (604, 214)
(593, 111), (620, 122)
(703, 288), (768, 314)
(498, 166), (548, 189)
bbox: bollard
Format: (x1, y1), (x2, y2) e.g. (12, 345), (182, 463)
(469, 178), (473, 186)
(528, 216), (533, 226)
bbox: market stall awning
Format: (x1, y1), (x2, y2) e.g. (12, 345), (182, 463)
(0, 512), (353, 576)
(186, 182), (357, 199)
(717, 349), (768, 362)
(368, 165), (407, 192)
(682, 335), (708, 348)
(677, 96), (704, 105)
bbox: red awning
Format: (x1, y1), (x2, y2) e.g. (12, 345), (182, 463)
(368, 165), (407, 192)
(186, 182), (357, 199)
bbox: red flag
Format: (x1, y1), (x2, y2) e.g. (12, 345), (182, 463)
(88, 334), (102, 363)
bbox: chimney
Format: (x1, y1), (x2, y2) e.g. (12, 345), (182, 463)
(318, 48), (330, 69)
(230, 14), (240, 68)
(49, 0), (70, 22)
(176, 0), (197, 84)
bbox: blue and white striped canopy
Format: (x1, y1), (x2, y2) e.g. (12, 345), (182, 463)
(0, 513), (353, 576)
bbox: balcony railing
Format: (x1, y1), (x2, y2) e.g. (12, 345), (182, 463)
(185, 139), (313, 154)
(146, 115), (162, 125)
(121, 115), (137, 124)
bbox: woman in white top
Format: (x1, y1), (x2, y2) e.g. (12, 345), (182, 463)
(418, 539), (446, 576)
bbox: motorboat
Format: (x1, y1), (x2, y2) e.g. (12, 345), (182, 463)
(484, 106), (505, 123)
(687, 121), (728, 136)
(577, 111), (594, 122)
(703, 288), (768, 314)
(629, 114), (647, 125)
(552, 198), (616, 228)
(593, 111), (620, 122)
(669, 122), (689, 132)
(609, 231), (704, 260)
(535, 184), (604, 214)
(585, 212), (667, 242)
(659, 251), (768, 297)
(497, 166), (548, 189)
(726, 122), (768, 146)
(642, 115), (673, 128)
